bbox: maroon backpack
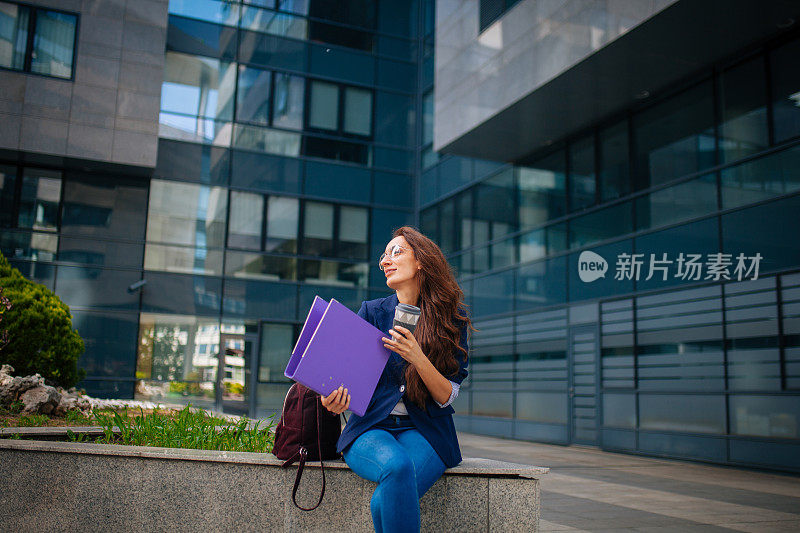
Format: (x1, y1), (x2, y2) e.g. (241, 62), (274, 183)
(273, 383), (348, 511)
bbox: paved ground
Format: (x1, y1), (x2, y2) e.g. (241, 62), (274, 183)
(457, 432), (800, 532)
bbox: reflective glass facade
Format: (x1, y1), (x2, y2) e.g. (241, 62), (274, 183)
(1, 0), (799, 474)
(421, 25), (800, 472)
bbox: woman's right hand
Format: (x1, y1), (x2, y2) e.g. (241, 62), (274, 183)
(320, 385), (350, 415)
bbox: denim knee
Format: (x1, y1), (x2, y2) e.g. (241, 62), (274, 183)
(379, 452), (416, 484)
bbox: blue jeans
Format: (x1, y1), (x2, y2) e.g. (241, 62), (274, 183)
(342, 414), (447, 533)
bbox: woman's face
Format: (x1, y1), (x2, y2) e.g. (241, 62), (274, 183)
(380, 236), (421, 289)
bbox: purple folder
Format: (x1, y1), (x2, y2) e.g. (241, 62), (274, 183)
(285, 296), (391, 416)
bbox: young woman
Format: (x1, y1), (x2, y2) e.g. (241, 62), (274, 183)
(320, 226), (473, 533)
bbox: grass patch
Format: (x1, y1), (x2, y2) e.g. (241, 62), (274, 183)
(2, 404), (277, 454)
(92, 405), (276, 453)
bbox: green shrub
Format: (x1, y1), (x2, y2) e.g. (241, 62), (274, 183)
(224, 381), (244, 395)
(0, 251), (85, 388)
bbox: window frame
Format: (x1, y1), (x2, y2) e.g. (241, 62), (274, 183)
(0, 1), (79, 81)
(304, 78), (374, 140)
(299, 198), (370, 260)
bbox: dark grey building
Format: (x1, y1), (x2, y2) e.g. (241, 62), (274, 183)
(1, 0), (799, 473)
(426, 0), (800, 473)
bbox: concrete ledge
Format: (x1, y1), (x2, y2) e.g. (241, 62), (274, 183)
(0, 439), (547, 532)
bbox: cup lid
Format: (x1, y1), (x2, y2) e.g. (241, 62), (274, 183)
(396, 303), (421, 315)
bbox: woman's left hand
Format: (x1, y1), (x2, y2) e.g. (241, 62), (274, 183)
(382, 326), (425, 367)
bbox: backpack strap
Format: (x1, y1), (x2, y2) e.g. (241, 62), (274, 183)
(290, 396), (327, 511)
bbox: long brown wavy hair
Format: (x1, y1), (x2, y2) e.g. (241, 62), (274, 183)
(391, 226), (475, 410)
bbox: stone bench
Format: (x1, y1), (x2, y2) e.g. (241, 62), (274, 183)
(0, 439), (548, 532)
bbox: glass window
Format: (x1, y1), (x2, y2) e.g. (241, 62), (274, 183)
(231, 150), (301, 193)
(155, 139), (230, 186)
(159, 113), (233, 147)
(639, 394), (725, 434)
(0, 164), (17, 228)
(725, 279), (780, 391)
(633, 80), (715, 190)
(719, 56), (769, 164)
(721, 144), (800, 210)
(0, 3), (77, 79)
(236, 66), (271, 125)
(144, 243), (223, 275)
(266, 196), (298, 253)
(569, 136), (596, 211)
(519, 228), (545, 263)
(309, 42), (373, 84)
(303, 135), (370, 165)
(1, 229), (57, 262)
(379, 0), (417, 37)
(240, 6), (307, 39)
(598, 120), (630, 201)
(58, 236), (142, 269)
(422, 91), (433, 145)
(300, 259), (368, 287)
(228, 191), (263, 249)
(634, 217), (719, 292)
(0, 2), (29, 70)
(491, 236), (515, 269)
(569, 201), (633, 249)
(602, 393), (636, 429)
(419, 206), (439, 244)
(305, 160), (370, 203)
(161, 52), (236, 121)
(309, 81), (339, 130)
(343, 87), (372, 136)
(258, 323), (294, 381)
(303, 201), (334, 256)
(277, 0), (309, 15)
(472, 391), (513, 418)
(309, 0), (374, 28)
(635, 173), (718, 231)
(338, 205), (368, 259)
(771, 38), (800, 144)
(18, 168), (61, 231)
(272, 73), (304, 130)
(309, 20), (372, 51)
(722, 193), (800, 275)
(516, 256), (567, 310)
(73, 310), (138, 378)
(635, 285), (725, 390)
(30, 9), (77, 78)
(472, 269), (514, 316)
(61, 175), (148, 240)
(224, 250), (296, 280)
(168, 0), (240, 26)
(457, 189), (473, 250)
(146, 180), (227, 248)
(232, 125), (301, 156)
(516, 391), (567, 424)
(475, 170), (516, 238)
(439, 197), (455, 254)
(141, 272), (223, 316)
(731, 395), (800, 438)
(518, 150), (567, 229)
(55, 266), (141, 310)
(136, 313), (220, 408)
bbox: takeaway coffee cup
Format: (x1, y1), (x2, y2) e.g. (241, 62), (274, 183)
(393, 303), (421, 339)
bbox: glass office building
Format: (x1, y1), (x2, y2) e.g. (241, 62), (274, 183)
(1, 0), (799, 472)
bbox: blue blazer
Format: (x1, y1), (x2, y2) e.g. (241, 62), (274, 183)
(336, 293), (470, 469)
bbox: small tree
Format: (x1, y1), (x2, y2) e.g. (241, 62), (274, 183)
(0, 251), (85, 388)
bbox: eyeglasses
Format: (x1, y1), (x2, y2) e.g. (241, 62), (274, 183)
(379, 244), (407, 270)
